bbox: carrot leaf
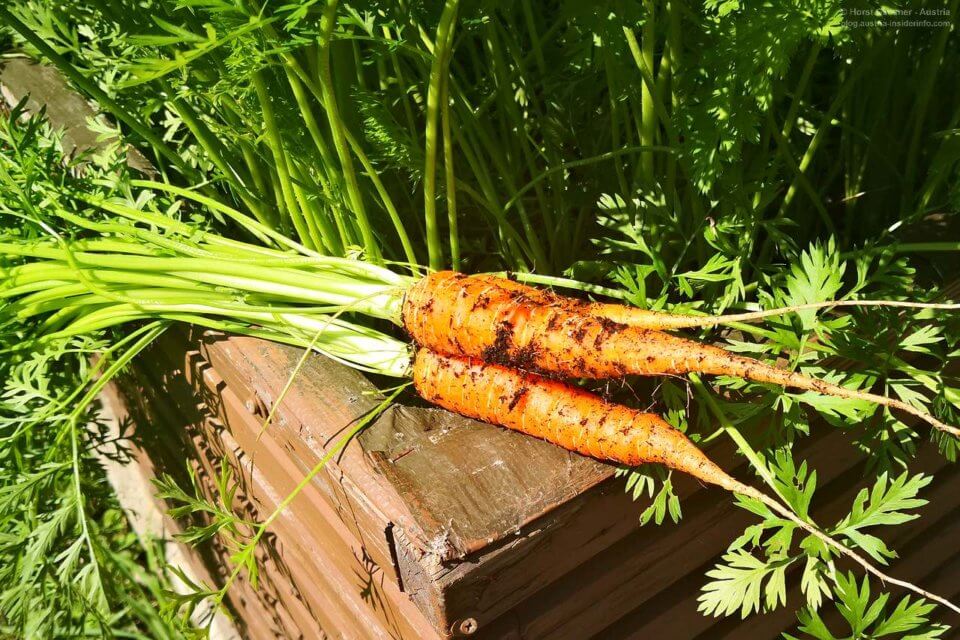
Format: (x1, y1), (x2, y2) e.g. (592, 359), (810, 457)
(786, 573), (947, 640)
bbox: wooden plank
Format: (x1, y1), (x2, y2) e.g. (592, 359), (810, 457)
(107, 363), (311, 638)
(364, 404), (614, 556)
(97, 384), (243, 640)
(117, 342), (316, 638)
(127, 327), (435, 638)
(197, 330), (615, 557)
(196, 331), (425, 566)
(470, 426), (825, 638)
(184, 348), (440, 639)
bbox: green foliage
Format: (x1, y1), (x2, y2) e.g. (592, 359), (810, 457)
(0, 106), (189, 637)
(699, 449), (934, 622)
(616, 464), (682, 526)
(0, 105), (407, 635)
(700, 549), (793, 618)
(7, 0), (958, 276)
(785, 573), (948, 640)
(153, 465), (256, 548)
(832, 472), (931, 564)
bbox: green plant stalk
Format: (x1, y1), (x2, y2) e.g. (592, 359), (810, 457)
(447, 114), (531, 268)
(901, 0), (960, 213)
(61, 320), (170, 616)
(515, 1), (566, 239)
(662, 0), (681, 197)
(125, 181), (315, 257)
(488, 22), (556, 260)
(318, 0), (381, 263)
(423, 0), (461, 270)
(271, 47), (414, 262)
(640, 0), (656, 183)
(773, 63), (863, 222)
(503, 146), (674, 215)
(765, 110), (833, 233)
(603, 51), (633, 213)
(440, 19), (460, 271)
(690, 375), (786, 502)
(758, 55), (872, 264)
(286, 160), (332, 252)
(87, 187), (412, 290)
(209, 384), (406, 618)
(752, 42), (821, 212)
(165, 92), (272, 228)
(4, 254), (404, 320)
(251, 71), (311, 245)
(281, 68), (346, 255)
(781, 43), (821, 141)
(623, 26), (679, 153)
(16, 294), (411, 377)
(448, 81), (548, 268)
(342, 129), (419, 266)
(84, 194), (271, 255)
(384, 25), (421, 146)
(2, 230), (409, 293)
(1, 198), (412, 369)
(916, 97), (960, 214)
(239, 142), (275, 219)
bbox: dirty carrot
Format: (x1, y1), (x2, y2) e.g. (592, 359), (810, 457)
(472, 273), (960, 329)
(413, 348), (734, 482)
(412, 348), (960, 615)
(403, 272), (959, 437)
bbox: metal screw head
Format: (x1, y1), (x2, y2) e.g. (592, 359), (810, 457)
(457, 618), (478, 635)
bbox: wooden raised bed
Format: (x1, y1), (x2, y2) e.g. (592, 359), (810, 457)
(98, 325), (960, 640)
(4, 56), (960, 640)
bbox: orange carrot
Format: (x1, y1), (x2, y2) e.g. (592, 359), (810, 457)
(403, 272), (959, 437)
(413, 347), (739, 487)
(412, 348), (960, 614)
(472, 273), (960, 329)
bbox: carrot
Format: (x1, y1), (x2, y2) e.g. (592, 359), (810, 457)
(413, 347), (737, 485)
(412, 348), (960, 614)
(403, 271), (959, 437)
(472, 273), (960, 329)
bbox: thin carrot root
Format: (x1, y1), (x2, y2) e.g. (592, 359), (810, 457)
(413, 348), (960, 614)
(403, 272), (958, 438)
(474, 273), (960, 329)
(582, 299), (960, 329)
(685, 347), (960, 439)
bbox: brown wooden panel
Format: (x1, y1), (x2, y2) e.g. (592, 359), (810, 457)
(104, 360), (312, 638)
(0, 56), (153, 172)
(187, 350), (439, 639)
